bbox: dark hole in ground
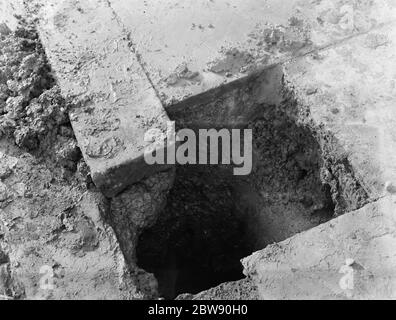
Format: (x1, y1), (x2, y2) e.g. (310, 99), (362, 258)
(137, 165), (253, 299)
(137, 104), (335, 299)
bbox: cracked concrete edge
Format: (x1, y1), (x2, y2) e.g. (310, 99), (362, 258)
(233, 22), (396, 300)
(108, 0), (396, 108)
(164, 18), (396, 212)
(174, 21), (396, 296)
(28, 0), (396, 201)
(176, 278), (260, 301)
(241, 195), (396, 300)
(105, 169), (176, 299)
(29, 0), (172, 198)
(283, 21), (396, 201)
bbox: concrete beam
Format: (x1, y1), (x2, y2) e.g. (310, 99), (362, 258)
(109, 0), (396, 107)
(35, 0), (171, 197)
(108, 0), (396, 199)
(242, 195), (396, 299)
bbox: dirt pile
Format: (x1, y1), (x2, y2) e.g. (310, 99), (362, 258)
(0, 21), (70, 153)
(0, 20), (145, 300)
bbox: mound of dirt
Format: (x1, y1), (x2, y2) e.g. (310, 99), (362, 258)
(0, 21), (69, 152)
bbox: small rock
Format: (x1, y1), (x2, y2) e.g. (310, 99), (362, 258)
(76, 160), (92, 186)
(306, 87), (318, 95)
(165, 73), (178, 86)
(0, 154), (17, 179)
(54, 137), (81, 169)
(14, 127), (39, 150)
(5, 96), (25, 117)
(0, 23), (11, 36)
(13, 183), (25, 197)
(69, 112), (79, 122)
(24, 189), (33, 198)
(0, 182), (9, 202)
(0, 250), (8, 264)
(59, 125), (74, 137)
(0, 164), (12, 179)
(385, 181), (396, 194)
(345, 258), (355, 266)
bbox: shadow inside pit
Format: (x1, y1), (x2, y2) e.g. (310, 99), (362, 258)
(137, 165), (253, 299)
(136, 102), (336, 299)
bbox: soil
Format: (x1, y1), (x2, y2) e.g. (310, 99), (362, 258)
(0, 11), (374, 301)
(135, 87), (366, 299)
(0, 21), (145, 300)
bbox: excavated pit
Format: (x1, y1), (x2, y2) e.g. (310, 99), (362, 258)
(137, 101), (337, 299)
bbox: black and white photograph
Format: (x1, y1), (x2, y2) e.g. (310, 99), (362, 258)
(0, 0), (395, 311)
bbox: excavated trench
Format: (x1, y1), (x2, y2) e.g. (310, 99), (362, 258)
(123, 65), (367, 300)
(136, 94), (339, 299)
(0, 17), (370, 300)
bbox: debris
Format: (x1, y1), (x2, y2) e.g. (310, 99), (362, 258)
(0, 182), (10, 202)
(306, 87), (318, 95)
(0, 24), (67, 151)
(0, 164), (12, 179)
(13, 183), (26, 197)
(385, 181), (396, 194)
(208, 48), (255, 76)
(166, 63), (201, 86)
(0, 23), (11, 36)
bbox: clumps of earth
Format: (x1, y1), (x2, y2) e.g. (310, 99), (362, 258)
(0, 20), (82, 173)
(165, 63), (202, 87)
(249, 17), (312, 55)
(207, 48), (257, 77)
(0, 20), (128, 300)
(207, 17), (312, 78)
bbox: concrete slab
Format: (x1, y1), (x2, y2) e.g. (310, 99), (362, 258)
(283, 22), (396, 199)
(242, 196), (396, 299)
(34, 0), (171, 197)
(108, 0), (396, 107)
(32, 0), (396, 199)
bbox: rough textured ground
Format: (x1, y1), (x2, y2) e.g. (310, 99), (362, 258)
(242, 195), (396, 300)
(108, 0), (396, 106)
(0, 21), (169, 300)
(177, 278), (260, 300)
(183, 195), (396, 300)
(2, 0), (396, 301)
(28, 0), (171, 198)
(0, 20), (63, 151)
